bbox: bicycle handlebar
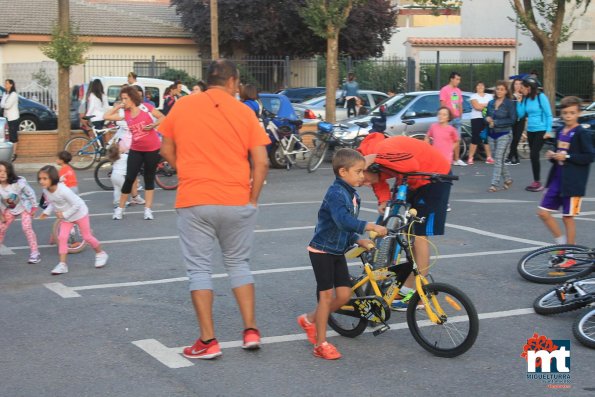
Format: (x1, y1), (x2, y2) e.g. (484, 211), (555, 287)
(369, 164), (459, 183)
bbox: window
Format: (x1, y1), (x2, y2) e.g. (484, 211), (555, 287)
(145, 87), (160, 108)
(462, 95), (472, 113)
(372, 94), (388, 106)
(572, 42), (595, 51)
(407, 94), (439, 118)
(107, 86), (122, 105)
(260, 97), (282, 114)
(133, 61), (167, 77)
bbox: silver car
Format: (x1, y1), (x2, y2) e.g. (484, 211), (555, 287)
(330, 90), (474, 140)
(294, 90), (389, 124)
(0, 117), (14, 162)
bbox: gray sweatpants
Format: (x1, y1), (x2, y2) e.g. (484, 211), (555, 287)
(489, 133), (512, 187)
(177, 205), (258, 291)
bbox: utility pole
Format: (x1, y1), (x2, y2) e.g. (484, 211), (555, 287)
(57, 0), (71, 149)
(210, 0), (219, 59)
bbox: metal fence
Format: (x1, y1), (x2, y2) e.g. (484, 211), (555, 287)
(2, 61), (58, 110)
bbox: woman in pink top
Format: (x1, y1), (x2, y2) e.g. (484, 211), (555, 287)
(104, 86), (165, 220)
(425, 107), (459, 163)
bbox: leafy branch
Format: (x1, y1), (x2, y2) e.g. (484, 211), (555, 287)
(40, 23), (91, 68)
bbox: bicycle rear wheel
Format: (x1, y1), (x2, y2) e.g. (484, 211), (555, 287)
(307, 137), (328, 173)
(64, 136), (99, 170)
(327, 278), (368, 338)
(51, 220), (87, 254)
(533, 278), (595, 315)
(94, 159), (114, 191)
(407, 282), (479, 358)
(517, 244), (593, 284)
(155, 161), (178, 190)
(289, 132), (315, 169)
(573, 307), (595, 349)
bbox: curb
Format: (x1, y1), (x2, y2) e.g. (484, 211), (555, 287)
(13, 162), (58, 173)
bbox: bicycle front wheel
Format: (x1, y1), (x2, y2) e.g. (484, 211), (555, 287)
(573, 307), (595, 349)
(155, 161), (178, 190)
(289, 132), (316, 169)
(64, 136), (99, 170)
(94, 160), (114, 191)
(327, 279), (368, 338)
(533, 278), (595, 315)
(407, 282), (479, 358)
(308, 136), (329, 173)
(517, 244), (593, 284)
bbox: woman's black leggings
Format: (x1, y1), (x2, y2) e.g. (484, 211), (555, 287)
(7, 120), (19, 143)
(507, 118), (525, 161)
(346, 98), (356, 117)
(121, 149), (160, 194)
(527, 131), (545, 182)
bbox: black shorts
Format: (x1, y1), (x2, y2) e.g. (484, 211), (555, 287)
(408, 179), (451, 236)
(471, 118), (486, 145)
(309, 252), (351, 291)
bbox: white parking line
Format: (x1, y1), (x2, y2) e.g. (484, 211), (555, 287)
(132, 307), (535, 369)
(43, 246), (539, 298)
(0, 244), (15, 255)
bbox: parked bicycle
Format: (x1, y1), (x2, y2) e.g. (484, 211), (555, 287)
(517, 244), (594, 284)
(328, 168), (479, 357)
(94, 157), (178, 191)
(64, 116), (117, 170)
(262, 110), (315, 169)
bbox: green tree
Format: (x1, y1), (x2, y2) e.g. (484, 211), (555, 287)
(413, 0), (592, 111)
(300, 0), (365, 123)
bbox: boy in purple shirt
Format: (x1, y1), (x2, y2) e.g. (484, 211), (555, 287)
(537, 96), (594, 250)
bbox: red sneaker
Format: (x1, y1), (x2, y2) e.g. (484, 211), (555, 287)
(242, 328), (261, 350)
(182, 338), (222, 359)
(297, 314), (317, 344)
(313, 342), (342, 360)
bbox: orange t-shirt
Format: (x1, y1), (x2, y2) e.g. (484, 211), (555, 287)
(360, 134), (451, 203)
(159, 88), (271, 208)
(58, 164), (78, 188)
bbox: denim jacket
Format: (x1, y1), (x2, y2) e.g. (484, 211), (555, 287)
(309, 178), (367, 255)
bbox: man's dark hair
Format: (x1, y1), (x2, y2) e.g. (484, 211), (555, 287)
(449, 72), (461, 81)
(207, 59), (239, 87)
(332, 148), (365, 176)
(560, 96), (582, 110)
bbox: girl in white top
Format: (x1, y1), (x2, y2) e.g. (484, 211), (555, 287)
(467, 81), (494, 165)
(37, 165), (108, 275)
(86, 79), (109, 130)
(0, 160), (40, 263)
(1, 79), (20, 160)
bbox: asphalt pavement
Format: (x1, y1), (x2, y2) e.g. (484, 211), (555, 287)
(1, 158), (594, 397)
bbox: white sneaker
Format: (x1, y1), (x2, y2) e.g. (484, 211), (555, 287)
(51, 262), (68, 275)
(130, 195), (145, 205)
(95, 251), (109, 268)
(453, 159), (467, 166)
(113, 207), (123, 220)
(144, 208), (154, 220)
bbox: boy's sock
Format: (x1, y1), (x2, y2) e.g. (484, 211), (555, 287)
(554, 235), (567, 245)
(399, 286), (413, 296)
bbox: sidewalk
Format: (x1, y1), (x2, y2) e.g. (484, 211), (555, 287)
(13, 156), (57, 173)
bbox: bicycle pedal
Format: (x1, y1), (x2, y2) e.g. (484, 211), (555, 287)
(372, 325), (390, 336)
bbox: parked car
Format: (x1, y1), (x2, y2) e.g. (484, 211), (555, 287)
(0, 87), (58, 131)
(0, 117), (14, 161)
(325, 90), (474, 140)
(583, 101), (595, 111)
(276, 87), (326, 103)
(70, 77), (191, 129)
(552, 110), (595, 133)
(293, 90), (389, 124)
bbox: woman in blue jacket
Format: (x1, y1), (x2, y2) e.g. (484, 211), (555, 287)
(516, 76), (552, 192)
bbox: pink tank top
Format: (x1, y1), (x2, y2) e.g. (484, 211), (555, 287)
(124, 104), (161, 152)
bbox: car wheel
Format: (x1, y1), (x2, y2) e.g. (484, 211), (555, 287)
(19, 116), (38, 131)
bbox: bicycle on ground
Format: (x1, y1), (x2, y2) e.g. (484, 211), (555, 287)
(64, 116), (117, 170)
(48, 219), (87, 254)
(517, 245), (594, 284)
(329, 168), (479, 357)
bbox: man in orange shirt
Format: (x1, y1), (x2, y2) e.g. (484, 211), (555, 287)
(159, 59), (270, 359)
(358, 133), (452, 310)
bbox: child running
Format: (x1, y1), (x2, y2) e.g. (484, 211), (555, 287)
(0, 161), (41, 263)
(56, 151), (79, 194)
(297, 148), (387, 360)
(37, 165), (108, 275)
(537, 96), (594, 249)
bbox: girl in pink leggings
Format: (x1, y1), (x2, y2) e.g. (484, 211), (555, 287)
(37, 165), (108, 275)
(0, 161), (40, 263)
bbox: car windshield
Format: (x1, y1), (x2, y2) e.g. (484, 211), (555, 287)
(369, 94), (416, 116)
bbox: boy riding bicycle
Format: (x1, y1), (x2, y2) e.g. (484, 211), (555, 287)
(298, 148), (387, 360)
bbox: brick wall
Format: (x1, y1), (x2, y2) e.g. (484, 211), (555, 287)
(15, 131), (101, 159)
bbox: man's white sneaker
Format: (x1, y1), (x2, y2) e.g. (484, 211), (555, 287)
(51, 262), (68, 275)
(95, 251), (109, 268)
(144, 208), (154, 220)
(113, 207), (123, 220)
(130, 195), (145, 205)
(453, 159), (467, 166)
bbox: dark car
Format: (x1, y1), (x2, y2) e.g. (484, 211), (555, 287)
(552, 111), (595, 133)
(276, 87), (326, 103)
(0, 86), (58, 131)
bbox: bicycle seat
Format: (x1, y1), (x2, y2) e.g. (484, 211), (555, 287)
(354, 122), (369, 129)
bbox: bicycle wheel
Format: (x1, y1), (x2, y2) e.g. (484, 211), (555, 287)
(533, 279), (595, 315)
(155, 161), (178, 190)
(406, 282), (479, 358)
(64, 136), (99, 170)
(290, 132), (316, 169)
(268, 142), (287, 169)
(52, 220), (87, 254)
(327, 279), (368, 338)
(94, 159), (114, 191)
(517, 244), (594, 284)
(573, 307), (595, 349)
(308, 137), (329, 173)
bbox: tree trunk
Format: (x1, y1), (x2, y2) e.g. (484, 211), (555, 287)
(325, 31), (339, 124)
(542, 45), (557, 115)
(210, 0), (219, 59)
(57, 0), (71, 150)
